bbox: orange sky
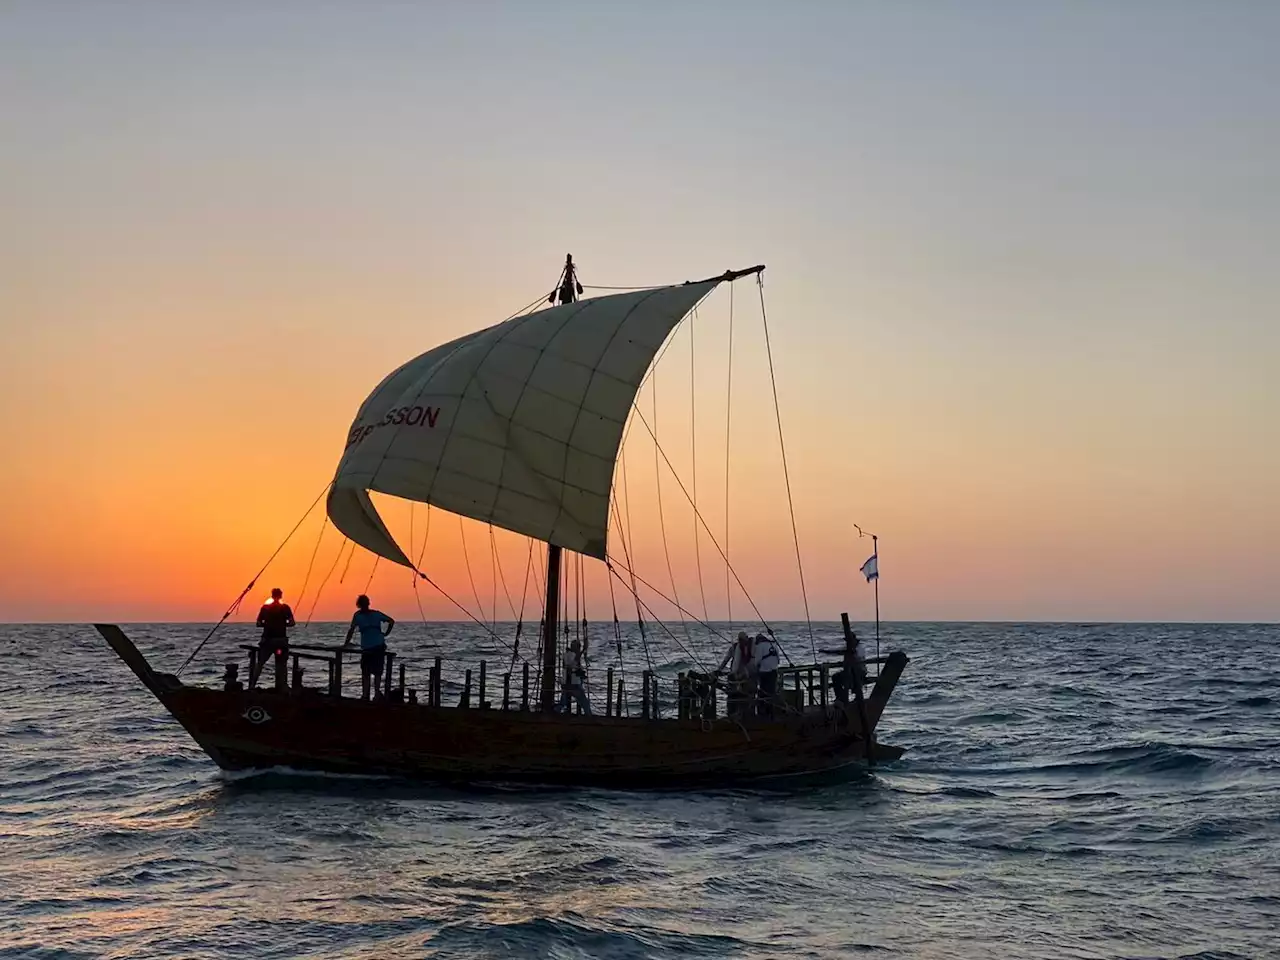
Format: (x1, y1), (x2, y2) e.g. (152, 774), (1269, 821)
(2, 4), (1277, 623)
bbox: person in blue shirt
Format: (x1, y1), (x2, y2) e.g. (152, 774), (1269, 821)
(343, 594), (395, 701)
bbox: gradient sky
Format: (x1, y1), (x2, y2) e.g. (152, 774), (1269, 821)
(2, 2), (1277, 623)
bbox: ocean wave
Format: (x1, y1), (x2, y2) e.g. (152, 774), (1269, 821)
(422, 916), (754, 959)
(1235, 695), (1272, 707)
(989, 743), (1218, 778)
(952, 710), (1025, 725)
(3, 621), (1279, 960)
(0, 946), (99, 960)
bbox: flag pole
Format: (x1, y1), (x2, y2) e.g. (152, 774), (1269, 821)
(872, 535), (879, 661)
(855, 524), (880, 660)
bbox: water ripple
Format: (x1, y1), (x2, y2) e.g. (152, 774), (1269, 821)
(0, 621), (1277, 959)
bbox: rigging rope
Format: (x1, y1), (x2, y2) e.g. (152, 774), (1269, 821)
(689, 306), (711, 628)
(175, 482), (332, 676)
(414, 504), (433, 569)
(580, 283), (665, 291)
(724, 282), (735, 629)
(517, 538), (534, 624)
(305, 536), (351, 626)
(489, 523), (499, 630)
(489, 526), (520, 622)
(756, 275), (817, 663)
(615, 455), (654, 674)
(605, 562), (708, 673)
(337, 537), (358, 584)
(606, 562), (629, 716)
(413, 566), (526, 661)
(508, 537), (535, 668)
(293, 516), (329, 616)
(615, 313), (692, 457)
(458, 515), (487, 630)
(529, 540), (545, 608)
(405, 502), (429, 621)
(411, 568), (430, 624)
(605, 551), (755, 652)
(652, 374), (693, 648)
(627, 402), (792, 665)
(363, 555), (380, 593)
(579, 550), (589, 661)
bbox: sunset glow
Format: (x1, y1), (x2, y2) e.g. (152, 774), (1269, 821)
(2, 4), (1277, 623)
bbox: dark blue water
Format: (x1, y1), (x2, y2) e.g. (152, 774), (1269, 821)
(1, 622), (1277, 959)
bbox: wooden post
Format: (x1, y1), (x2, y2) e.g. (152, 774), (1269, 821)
(502, 672), (511, 710)
(606, 667), (615, 717)
(462, 669), (472, 708)
(291, 655), (303, 692)
(709, 675), (717, 718)
(820, 664), (829, 708)
(841, 611), (875, 768)
(521, 662), (530, 711)
(408, 688), (417, 704)
(399, 662), (406, 698)
(642, 670), (651, 719)
(247, 649), (257, 689)
(807, 667), (815, 706)
(384, 652), (395, 700)
(540, 544), (562, 711)
(333, 651), (343, 698)
(274, 649), (287, 691)
(677, 672), (688, 720)
(479, 660), (488, 709)
(616, 678), (625, 717)
(327, 659), (336, 697)
(432, 656), (442, 707)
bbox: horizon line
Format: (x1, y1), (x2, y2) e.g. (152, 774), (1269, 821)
(5, 618), (1277, 627)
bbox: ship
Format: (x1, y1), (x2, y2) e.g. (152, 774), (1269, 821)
(99, 256), (909, 787)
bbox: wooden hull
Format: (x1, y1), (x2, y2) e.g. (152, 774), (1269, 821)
(98, 625), (908, 788)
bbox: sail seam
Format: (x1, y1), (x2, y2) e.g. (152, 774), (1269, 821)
(419, 298), (597, 521)
(545, 286), (671, 552)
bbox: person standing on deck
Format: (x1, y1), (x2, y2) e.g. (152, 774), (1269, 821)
(833, 631), (867, 704)
(717, 631), (756, 718)
(344, 594), (395, 701)
(558, 638), (592, 715)
(753, 632), (780, 718)
(251, 587), (295, 686)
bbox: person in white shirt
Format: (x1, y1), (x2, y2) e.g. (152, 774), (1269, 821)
(753, 632), (780, 718)
(558, 638), (592, 715)
(717, 631), (756, 718)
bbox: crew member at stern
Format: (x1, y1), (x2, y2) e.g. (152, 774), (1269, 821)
(251, 587), (295, 687)
(345, 594), (395, 701)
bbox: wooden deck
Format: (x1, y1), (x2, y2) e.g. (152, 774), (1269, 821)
(97, 624), (909, 787)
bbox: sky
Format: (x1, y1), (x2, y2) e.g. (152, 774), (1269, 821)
(2, 2), (1277, 623)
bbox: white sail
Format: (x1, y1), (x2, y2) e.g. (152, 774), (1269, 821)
(327, 279), (721, 566)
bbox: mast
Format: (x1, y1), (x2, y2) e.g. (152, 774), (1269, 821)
(539, 254), (582, 711)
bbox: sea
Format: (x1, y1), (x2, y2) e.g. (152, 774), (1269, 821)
(1, 621), (1276, 960)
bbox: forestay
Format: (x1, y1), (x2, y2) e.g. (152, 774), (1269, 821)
(327, 279), (721, 567)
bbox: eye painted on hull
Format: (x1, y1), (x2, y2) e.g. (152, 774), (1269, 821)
(242, 706), (271, 725)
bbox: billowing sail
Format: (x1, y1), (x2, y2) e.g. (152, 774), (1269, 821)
(327, 278), (721, 566)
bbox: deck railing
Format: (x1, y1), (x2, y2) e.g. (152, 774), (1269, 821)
(233, 640), (887, 723)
